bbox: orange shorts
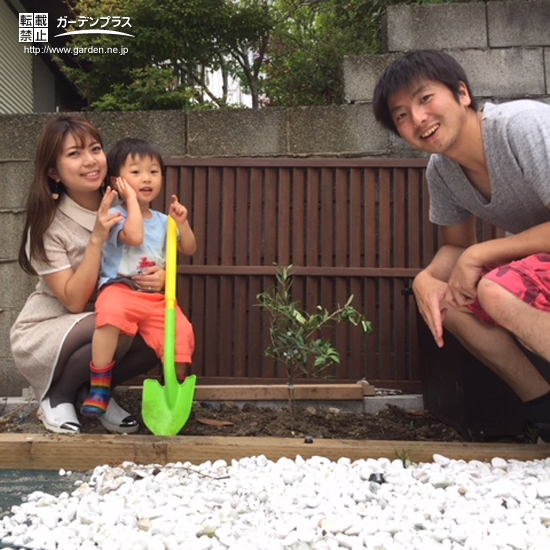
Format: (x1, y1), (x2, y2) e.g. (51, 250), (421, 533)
(95, 283), (194, 363)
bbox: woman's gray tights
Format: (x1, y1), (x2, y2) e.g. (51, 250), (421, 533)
(48, 314), (159, 407)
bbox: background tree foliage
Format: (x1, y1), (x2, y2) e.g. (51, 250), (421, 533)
(59, 0), (451, 110)
(262, 0), (403, 107)
(61, 0), (272, 110)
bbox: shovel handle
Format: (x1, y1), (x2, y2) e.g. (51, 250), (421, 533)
(165, 217), (178, 308)
(164, 217), (178, 392)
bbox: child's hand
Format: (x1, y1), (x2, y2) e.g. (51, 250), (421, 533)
(170, 195), (196, 256)
(169, 195), (189, 225)
(92, 187), (123, 243)
(113, 177), (137, 203)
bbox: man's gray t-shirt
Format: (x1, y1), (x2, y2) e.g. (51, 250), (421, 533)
(427, 100), (550, 235)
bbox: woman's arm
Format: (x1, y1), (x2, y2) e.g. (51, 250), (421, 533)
(43, 188), (122, 313)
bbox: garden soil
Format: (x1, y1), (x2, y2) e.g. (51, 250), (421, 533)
(0, 389), (466, 442)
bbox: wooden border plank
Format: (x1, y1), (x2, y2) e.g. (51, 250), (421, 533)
(126, 384), (368, 400)
(193, 383), (366, 401)
(0, 434), (548, 471)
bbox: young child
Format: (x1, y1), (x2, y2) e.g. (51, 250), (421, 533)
(81, 138), (196, 417)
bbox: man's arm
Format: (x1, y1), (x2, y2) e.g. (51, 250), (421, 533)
(447, 216), (550, 308)
(413, 217), (477, 347)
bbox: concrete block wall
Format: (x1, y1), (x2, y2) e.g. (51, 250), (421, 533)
(1, 0), (548, 396)
(345, 1), (550, 106)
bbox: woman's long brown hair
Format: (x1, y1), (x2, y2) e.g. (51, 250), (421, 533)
(18, 115), (104, 275)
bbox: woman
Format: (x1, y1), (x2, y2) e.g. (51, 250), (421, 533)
(10, 115), (164, 434)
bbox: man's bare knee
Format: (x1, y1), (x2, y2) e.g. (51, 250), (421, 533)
(477, 278), (504, 313)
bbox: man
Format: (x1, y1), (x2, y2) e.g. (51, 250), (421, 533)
(373, 49), (550, 439)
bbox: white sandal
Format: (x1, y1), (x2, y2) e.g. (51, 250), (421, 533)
(99, 398), (139, 434)
(38, 396), (81, 434)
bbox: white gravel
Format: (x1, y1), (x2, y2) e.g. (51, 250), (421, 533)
(2, 453), (550, 549)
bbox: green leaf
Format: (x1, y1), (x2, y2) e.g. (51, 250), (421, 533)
(291, 310), (306, 324)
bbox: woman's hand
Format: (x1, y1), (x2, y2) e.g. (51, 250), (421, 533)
(132, 265), (166, 292)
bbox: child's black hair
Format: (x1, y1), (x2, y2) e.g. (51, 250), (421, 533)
(107, 137), (164, 181)
(372, 50), (478, 135)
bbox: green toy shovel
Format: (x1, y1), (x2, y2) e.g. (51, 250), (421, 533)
(142, 216), (196, 436)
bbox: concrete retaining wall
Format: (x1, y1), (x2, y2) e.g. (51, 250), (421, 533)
(345, 1), (550, 106)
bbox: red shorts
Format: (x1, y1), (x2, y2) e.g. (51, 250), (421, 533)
(468, 253), (550, 324)
(95, 283), (194, 363)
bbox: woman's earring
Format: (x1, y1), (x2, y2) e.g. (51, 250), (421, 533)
(51, 180), (61, 200)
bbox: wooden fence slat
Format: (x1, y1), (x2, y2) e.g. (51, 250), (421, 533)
(291, 168), (306, 266)
(306, 168), (320, 269)
(219, 275), (233, 377)
(250, 167), (264, 265)
(364, 170), (378, 381)
(205, 167), (222, 265)
(407, 168), (422, 268)
(335, 276), (350, 378)
(378, 169), (393, 378)
(335, 168), (348, 267)
(277, 168), (291, 266)
(203, 275), (219, 377)
(348, 168), (362, 267)
(235, 168), (249, 265)
(248, 276), (263, 379)
(422, 176), (437, 266)
(393, 170), (408, 381)
(405, 167), (423, 381)
(234, 276), (248, 376)
(379, 168), (392, 268)
(321, 168), (334, 266)
(349, 276), (365, 380)
(221, 167), (236, 265)
(393, 169), (407, 268)
(191, 167), (208, 266)
(365, 278), (378, 381)
(263, 167), (277, 265)
(365, 170), (377, 267)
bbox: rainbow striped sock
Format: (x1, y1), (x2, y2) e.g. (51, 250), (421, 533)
(80, 361), (114, 417)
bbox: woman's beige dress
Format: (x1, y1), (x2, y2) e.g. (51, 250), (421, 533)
(10, 195), (97, 401)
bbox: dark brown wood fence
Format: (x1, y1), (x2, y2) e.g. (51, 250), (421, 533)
(140, 157), (502, 392)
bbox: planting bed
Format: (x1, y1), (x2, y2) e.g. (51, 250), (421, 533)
(1, 386), (550, 549)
